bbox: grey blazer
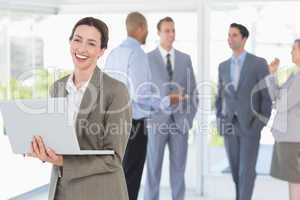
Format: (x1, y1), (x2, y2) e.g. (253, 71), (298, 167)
(215, 53), (272, 136)
(147, 48), (198, 133)
(48, 67), (132, 200)
(266, 71), (300, 142)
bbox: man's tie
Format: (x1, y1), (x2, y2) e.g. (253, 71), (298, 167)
(233, 58), (241, 91)
(166, 53), (175, 122)
(166, 53), (173, 81)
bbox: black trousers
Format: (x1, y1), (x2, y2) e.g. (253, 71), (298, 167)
(123, 119), (147, 200)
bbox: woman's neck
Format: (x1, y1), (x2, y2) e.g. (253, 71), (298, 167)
(73, 66), (96, 88)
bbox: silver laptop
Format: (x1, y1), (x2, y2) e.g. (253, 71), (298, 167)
(0, 98), (114, 155)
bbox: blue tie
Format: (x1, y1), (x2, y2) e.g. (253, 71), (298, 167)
(233, 58), (241, 91)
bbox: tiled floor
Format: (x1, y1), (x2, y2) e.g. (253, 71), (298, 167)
(10, 174), (288, 200)
(9, 185), (201, 200)
(9, 145), (289, 200)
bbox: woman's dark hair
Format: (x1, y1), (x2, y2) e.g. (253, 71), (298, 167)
(295, 39), (300, 48)
(230, 23), (249, 39)
(69, 17), (109, 49)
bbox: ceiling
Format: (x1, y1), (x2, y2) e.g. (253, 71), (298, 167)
(0, 0), (297, 14)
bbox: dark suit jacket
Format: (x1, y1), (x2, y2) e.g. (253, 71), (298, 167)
(48, 67), (132, 200)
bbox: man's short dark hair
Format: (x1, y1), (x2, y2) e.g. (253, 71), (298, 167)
(230, 23), (249, 39)
(157, 16), (174, 31)
(69, 17), (109, 49)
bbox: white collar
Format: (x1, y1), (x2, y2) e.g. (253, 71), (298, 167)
(159, 46), (175, 58)
(66, 73), (90, 94)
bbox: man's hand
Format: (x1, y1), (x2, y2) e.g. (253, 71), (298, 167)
(268, 58), (280, 74)
(27, 136), (63, 166)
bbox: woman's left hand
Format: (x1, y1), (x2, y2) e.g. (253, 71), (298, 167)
(28, 136), (63, 166)
(268, 58), (280, 74)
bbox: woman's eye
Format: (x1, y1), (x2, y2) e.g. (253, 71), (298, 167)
(89, 43), (96, 46)
(73, 39), (80, 42)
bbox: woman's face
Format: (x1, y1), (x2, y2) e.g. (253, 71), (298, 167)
(70, 25), (105, 70)
(291, 42), (300, 66)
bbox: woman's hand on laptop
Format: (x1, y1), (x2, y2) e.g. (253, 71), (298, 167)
(27, 136), (63, 166)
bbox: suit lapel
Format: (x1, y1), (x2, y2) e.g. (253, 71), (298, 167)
(173, 50), (180, 81)
(153, 48), (169, 80)
(224, 60), (231, 82)
(224, 60), (235, 95)
(154, 48), (165, 67)
(236, 53), (250, 92)
(282, 72), (296, 89)
(76, 67), (102, 123)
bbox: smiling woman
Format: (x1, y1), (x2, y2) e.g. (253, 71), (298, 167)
(267, 40), (300, 200)
(69, 19), (107, 74)
(27, 17), (132, 200)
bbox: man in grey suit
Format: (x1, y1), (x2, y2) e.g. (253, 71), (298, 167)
(144, 17), (198, 200)
(215, 23), (272, 200)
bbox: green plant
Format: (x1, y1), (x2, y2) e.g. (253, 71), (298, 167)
(0, 68), (72, 100)
(277, 65), (297, 85)
(209, 127), (224, 147)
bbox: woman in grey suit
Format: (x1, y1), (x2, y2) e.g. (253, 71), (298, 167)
(28, 17), (132, 200)
(267, 39), (300, 200)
